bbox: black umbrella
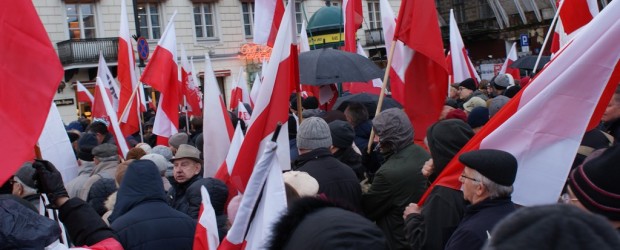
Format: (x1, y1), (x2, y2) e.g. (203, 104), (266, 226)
(299, 48), (384, 86)
(333, 93), (402, 117)
(510, 55), (551, 70)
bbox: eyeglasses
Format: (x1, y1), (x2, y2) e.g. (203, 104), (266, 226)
(460, 174), (480, 182)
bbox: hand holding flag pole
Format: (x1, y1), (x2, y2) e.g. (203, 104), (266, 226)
(367, 41), (397, 154)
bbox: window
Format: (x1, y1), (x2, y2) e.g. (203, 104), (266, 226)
(295, 1), (303, 34)
(194, 3), (218, 40)
(66, 4), (96, 39)
(242, 2), (255, 37)
(137, 3), (161, 40)
(453, 0), (465, 22)
(367, 1), (381, 29)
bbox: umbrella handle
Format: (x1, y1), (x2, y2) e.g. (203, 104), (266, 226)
(367, 41), (397, 154)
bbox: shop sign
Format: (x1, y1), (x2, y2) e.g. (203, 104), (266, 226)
(239, 43), (272, 61)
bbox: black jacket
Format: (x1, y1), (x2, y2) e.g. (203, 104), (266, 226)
(603, 119), (620, 144)
(109, 160), (195, 250)
(293, 148), (362, 212)
(88, 178), (117, 216)
(333, 146), (364, 181)
(404, 186), (465, 250)
(445, 197), (516, 250)
(167, 174), (202, 217)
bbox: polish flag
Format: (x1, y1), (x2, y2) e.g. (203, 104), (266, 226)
(38, 103), (80, 183)
(254, 0), (285, 47)
(76, 81), (94, 105)
(180, 44), (202, 117)
(249, 73), (261, 108)
(419, 1), (620, 206)
(92, 76), (130, 158)
(98, 53), (121, 112)
(202, 53), (234, 178)
(117, 0), (141, 137)
(237, 101), (252, 126)
(499, 42), (521, 80)
(345, 42), (382, 95)
(229, 67), (251, 111)
(449, 9), (480, 83)
(193, 186), (220, 250)
(223, 0), (296, 202)
(343, 0), (363, 52)
(393, 0), (448, 143)
(550, 0), (599, 54)
(299, 21), (311, 52)
(219, 140), (287, 250)
(0, 1), (64, 184)
(214, 122), (245, 205)
(140, 13), (180, 140)
(379, 0), (407, 105)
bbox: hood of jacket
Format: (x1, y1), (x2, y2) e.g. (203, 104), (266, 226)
(372, 108), (414, 154)
(108, 160), (166, 223)
(0, 195), (61, 249)
(426, 119), (474, 182)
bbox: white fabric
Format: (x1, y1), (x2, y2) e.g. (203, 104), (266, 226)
(198, 186), (220, 250)
(499, 42), (517, 74)
(449, 9), (481, 82)
(38, 103), (79, 183)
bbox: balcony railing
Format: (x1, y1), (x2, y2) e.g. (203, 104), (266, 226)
(57, 38), (119, 66)
(365, 28), (384, 46)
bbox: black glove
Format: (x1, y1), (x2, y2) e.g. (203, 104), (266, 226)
(32, 159), (69, 204)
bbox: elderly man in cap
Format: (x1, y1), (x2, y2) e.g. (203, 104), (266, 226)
(11, 162), (40, 209)
(488, 74), (514, 98)
(362, 108), (430, 250)
(167, 144), (204, 217)
(292, 117), (362, 212)
(444, 149), (518, 250)
(78, 143), (119, 201)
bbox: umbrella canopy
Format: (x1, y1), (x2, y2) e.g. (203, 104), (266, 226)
(299, 48), (384, 86)
(509, 55), (551, 70)
(333, 93), (402, 117)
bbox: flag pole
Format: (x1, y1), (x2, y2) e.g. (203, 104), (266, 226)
(137, 88), (144, 143)
(183, 96), (190, 134)
(296, 92), (303, 124)
(117, 83), (141, 124)
(532, 0), (565, 74)
(367, 40), (397, 153)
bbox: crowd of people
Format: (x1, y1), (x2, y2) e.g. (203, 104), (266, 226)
(2, 74), (620, 249)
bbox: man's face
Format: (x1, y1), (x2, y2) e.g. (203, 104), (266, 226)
(449, 86), (458, 99)
(173, 158), (201, 183)
(602, 95), (620, 122)
(459, 167), (481, 204)
(458, 87), (473, 100)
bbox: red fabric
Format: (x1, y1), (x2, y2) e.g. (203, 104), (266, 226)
(0, 1), (63, 184)
(77, 90), (94, 104)
(389, 68), (406, 104)
(267, 0), (285, 48)
(550, 31), (560, 54)
(140, 46), (180, 135)
(229, 46), (296, 193)
(229, 87), (242, 111)
(344, 0), (363, 52)
(84, 237), (124, 250)
(560, 0), (595, 34)
(181, 68), (202, 116)
(117, 37), (141, 137)
(394, 0), (448, 143)
(156, 135), (169, 146)
(193, 204), (208, 250)
(345, 82), (382, 95)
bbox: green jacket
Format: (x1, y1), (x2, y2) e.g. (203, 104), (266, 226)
(363, 143), (430, 250)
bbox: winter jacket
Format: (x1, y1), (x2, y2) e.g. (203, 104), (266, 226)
(603, 119), (620, 144)
(66, 160), (95, 198)
(88, 178), (117, 216)
(444, 197), (516, 250)
(404, 186), (465, 250)
(109, 160), (195, 250)
(333, 146), (364, 181)
(293, 148), (363, 213)
(362, 143), (430, 250)
(78, 160), (118, 201)
(353, 120), (383, 178)
(167, 174), (202, 217)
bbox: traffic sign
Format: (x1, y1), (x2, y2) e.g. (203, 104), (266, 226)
(137, 37), (149, 61)
(520, 34), (529, 47)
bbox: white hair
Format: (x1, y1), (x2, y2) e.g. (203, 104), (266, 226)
(470, 169), (513, 199)
(14, 177), (38, 196)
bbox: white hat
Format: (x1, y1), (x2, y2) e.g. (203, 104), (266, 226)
(283, 171), (319, 197)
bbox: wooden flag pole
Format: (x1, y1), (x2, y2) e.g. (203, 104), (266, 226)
(296, 91), (303, 124)
(532, 0), (565, 74)
(367, 41), (397, 154)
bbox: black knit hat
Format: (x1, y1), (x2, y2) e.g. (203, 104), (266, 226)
(467, 107), (489, 129)
(426, 119), (474, 182)
(77, 132), (98, 161)
(458, 78), (477, 91)
(328, 120), (355, 149)
(569, 144), (620, 221)
(459, 149), (518, 186)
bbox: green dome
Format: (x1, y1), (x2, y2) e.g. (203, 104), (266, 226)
(307, 6), (343, 33)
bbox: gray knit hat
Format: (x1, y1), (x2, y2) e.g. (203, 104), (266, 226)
(489, 95), (510, 118)
(141, 153), (172, 174)
(14, 162), (36, 189)
(297, 117), (332, 150)
(169, 132), (189, 149)
(92, 143), (118, 158)
(492, 74), (514, 90)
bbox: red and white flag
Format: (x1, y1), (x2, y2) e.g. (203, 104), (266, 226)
(254, 0), (285, 47)
(237, 101), (252, 126)
(224, 0), (296, 201)
(193, 186), (220, 250)
(420, 1), (620, 206)
(38, 103), (80, 183)
(498, 42), (520, 80)
(117, 0), (142, 137)
(214, 122), (245, 204)
(449, 9), (480, 83)
(190, 57), (204, 111)
(76, 81), (94, 105)
(140, 13), (180, 141)
(379, 0), (407, 104)
(550, 0), (599, 54)
(180, 44), (202, 117)
(219, 141), (287, 250)
(393, 0), (449, 143)
(98, 53), (121, 112)
(249, 73), (262, 108)
(92, 76), (130, 158)
(202, 53), (234, 178)
(343, 0), (363, 52)
(229, 67), (251, 111)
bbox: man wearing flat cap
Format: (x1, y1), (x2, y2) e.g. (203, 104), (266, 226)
(444, 149), (518, 250)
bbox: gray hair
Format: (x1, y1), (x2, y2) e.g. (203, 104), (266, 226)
(14, 177), (37, 195)
(471, 169), (513, 199)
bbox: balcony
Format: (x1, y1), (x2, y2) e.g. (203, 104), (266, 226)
(365, 28), (384, 46)
(57, 38), (119, 67)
